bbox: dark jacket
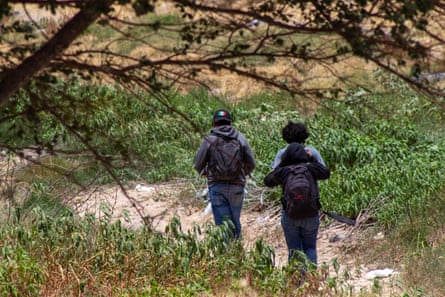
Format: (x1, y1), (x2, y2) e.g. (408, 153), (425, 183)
(264, 142), (330, 217)
(194, 125), (256, 186)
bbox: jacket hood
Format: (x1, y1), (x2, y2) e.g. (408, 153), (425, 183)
(210, 125), (239, 139)
(279, 142), (309, 167)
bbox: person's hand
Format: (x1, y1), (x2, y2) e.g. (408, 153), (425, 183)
(305, 148), (315, 162)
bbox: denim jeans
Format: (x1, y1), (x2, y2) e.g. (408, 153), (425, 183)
(281, 210), (320, 265)
(209, 183), (245, 239)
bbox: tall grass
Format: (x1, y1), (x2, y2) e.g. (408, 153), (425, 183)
(0, 210), (361, 296)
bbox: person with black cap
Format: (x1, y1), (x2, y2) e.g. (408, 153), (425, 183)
(194, 109), (256, 239)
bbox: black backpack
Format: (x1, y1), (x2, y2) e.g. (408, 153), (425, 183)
(208, 135), (244, 181)
(282, 164), (317, 219)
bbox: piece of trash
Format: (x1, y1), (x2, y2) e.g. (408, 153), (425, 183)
(373, 232), (385, 240)
(201, 188), (208, 198)
(135, 184), (155, 192)
(255, 216), (269, 223)
(364, 268), (396, 280)
(201, 202), (212, 216)
(328, 234), (345, 243)
(247, 19), (262, 27)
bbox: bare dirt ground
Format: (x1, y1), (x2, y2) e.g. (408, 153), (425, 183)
(72, 179), (403, 296)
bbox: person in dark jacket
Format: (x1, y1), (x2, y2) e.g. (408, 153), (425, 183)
(264, 142), (330, 267)
(194, 109), (256, 239)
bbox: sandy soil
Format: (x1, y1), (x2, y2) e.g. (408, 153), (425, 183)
(72, 179), (403, 296)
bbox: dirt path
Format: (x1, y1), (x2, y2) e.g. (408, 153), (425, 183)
(73, 180), (402, 296)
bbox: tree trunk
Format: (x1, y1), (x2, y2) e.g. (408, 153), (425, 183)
(0, 0), (113, 105)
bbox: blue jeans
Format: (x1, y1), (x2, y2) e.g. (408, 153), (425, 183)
(281, 210), (320, 265)
(209, 183), (245, 239)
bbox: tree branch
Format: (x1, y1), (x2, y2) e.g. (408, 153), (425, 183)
(0, 0), (113, 105)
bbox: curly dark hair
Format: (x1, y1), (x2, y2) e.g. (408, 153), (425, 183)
(282, 121), (310, 144)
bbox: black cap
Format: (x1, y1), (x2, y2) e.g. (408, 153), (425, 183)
(213, 109), (231, 124)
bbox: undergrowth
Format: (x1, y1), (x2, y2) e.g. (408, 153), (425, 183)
(0, 210), (363, 297)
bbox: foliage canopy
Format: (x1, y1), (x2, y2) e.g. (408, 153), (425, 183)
(1, 0), (445, 105)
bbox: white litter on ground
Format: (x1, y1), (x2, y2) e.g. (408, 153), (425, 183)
(201, 202), (212, 216)
(135, 184), (155, 192)
(200, 188), (208, 197)
(255, 216), (269, 223)
(364, 268), (397, 280)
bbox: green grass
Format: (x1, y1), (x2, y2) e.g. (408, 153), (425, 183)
(0, 210), (386, 296)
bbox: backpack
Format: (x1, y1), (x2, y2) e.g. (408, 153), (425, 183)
(282, 164), (317, 219)
(208, 135), (244, 181)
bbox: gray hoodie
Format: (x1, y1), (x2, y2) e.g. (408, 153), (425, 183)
(194, 125), (256, 186)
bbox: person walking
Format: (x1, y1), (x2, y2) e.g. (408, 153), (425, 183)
(270, 120), (328, 264)
(194, 109), (256, 239)
(264, 142), (330, 268)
